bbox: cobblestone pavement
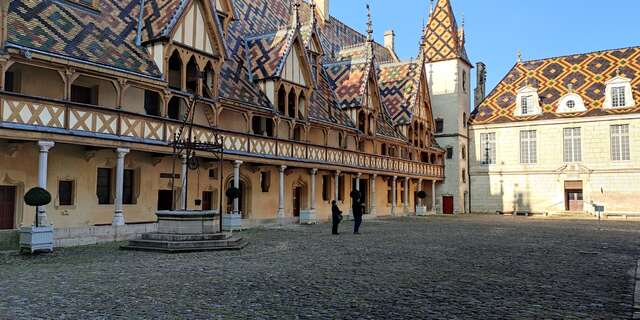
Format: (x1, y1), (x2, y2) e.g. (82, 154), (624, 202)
(1, 215), (640, 319)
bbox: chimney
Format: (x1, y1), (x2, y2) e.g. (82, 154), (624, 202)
(384, 30), (395, 52)
(474, 62), (487, 109)
(317, 0), (329, 23)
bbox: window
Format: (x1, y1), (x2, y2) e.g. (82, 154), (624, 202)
(612, 86), (626, 108)
(71, 84), (97, 105)
(260, 172), (271, 192)
(338, 175), (345, 201)
(566, 100), (575, 109)
(480, 132), (496, 165)
(611, 124), (630, 161)
(387, 179), (392, 204)
(520, 130), (537, 164)
(58, 180), (74, 206)
(462, 70), (467, 93)
(208, 169), (218, 179)
(563, 128), (581, 162)
(463, 113), (468, 128)
(461, 169), (466, 183)
(96, 168), (112, 205)
(123, 169), (135, 205)
(435, 119), (444, 133)
(322, 175), (331, 201)
(461, 145), (466, 160)
(446, 147), (453, 159)
(144, 90), (161, 116)
(521, 95), (532, 115)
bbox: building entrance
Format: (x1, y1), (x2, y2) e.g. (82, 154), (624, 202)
(0, 186), (17, 230)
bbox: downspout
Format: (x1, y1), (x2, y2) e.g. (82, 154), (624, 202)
(135, 0), (146, 46)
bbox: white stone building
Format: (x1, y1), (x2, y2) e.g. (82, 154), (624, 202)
(470, 47), (640, 215)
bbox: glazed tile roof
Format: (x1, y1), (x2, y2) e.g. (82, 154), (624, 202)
(7, 0), (162, 78)
(378, 61), (423, 125)
(325, 60), (372, 109)
(471, 47), (640, 125)
(422, 0), (468, 64)
(246, 29), (294, 81)
(141, 0), (186, 42)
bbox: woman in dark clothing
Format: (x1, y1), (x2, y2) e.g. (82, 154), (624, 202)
(331, 200), (342, 235)
(353, 201), (364, 234)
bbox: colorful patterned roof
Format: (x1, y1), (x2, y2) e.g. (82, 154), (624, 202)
(325, 60), (372, 109)
(378, 61), (423, 125)
(7, 0), (162, 78)
(246, 29), (294, 81)
(471, 47), (640, 125)
(142, 0), (186, 42)
(422, 0), (468, 64)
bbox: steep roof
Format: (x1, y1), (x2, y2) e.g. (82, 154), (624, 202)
(6, 0), (162, 78)
(471, 46), (640, 125)
(378, 60), (424, 125)
(422, 0), (469, 64)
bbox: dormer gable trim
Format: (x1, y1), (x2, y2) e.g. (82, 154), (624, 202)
(277, 32), (314, 89)
(603, 75), (636, 109)
(513, 85), (542, 117)
(166, 0), (227, 60)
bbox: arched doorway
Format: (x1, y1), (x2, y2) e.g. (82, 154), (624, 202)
(292, 179), (307, 217)
(225, 175), (251, 218)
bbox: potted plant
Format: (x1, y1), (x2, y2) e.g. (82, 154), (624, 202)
(20, 187), (54, 253)
(416, 191), (428, 216)
(222, 187), (242, 231)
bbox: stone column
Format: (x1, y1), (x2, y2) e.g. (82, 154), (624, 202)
(334, 170), (341, 203)
(369, 174), (377, 216)
(277, 165), (287, 218)
(36, 141), (55, 226)
(391, 176), (397, 216)
(418, 179), (423, 207)
(355, 173), (361, 191)
(403, 177), (410, 214)
(432, 180), (436, 214)
(113, 148), (130, 226)
(310, 169), (318, 211)
(232, 160), (242, 214)
(179, 154), (188, 210)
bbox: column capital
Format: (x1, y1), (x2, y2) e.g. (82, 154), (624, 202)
(116, 148), (130, 156)
(392, 176), (397, 181)
(335, 170), (341, 176)
(356, 172), (362, 178)
(37, 140), (55, 152)
(233, 160), (243, 167)
(372, 173), (378, 178)
(310, 168), (318, 175)
(279, 165), (287, 172)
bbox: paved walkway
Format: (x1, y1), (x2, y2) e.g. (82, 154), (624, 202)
(1, 215), (639, 319)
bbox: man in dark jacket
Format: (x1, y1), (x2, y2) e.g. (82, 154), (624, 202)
(353, 200), (364, 234)
(331, 200), (342, 235)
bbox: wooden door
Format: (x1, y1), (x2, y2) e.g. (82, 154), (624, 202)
(0, 186), (16, 230)
(293, 187), (301, 217)
(443, 196), (454, 215)
(566, 190), (584, 212)
(157, 190), (174, 211)
(202, 191), (213, 211)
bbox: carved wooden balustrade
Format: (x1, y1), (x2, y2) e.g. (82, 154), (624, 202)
(0, 93), (444, 178)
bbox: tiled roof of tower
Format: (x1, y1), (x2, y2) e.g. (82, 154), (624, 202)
(471, 47), (640, 125)
(422, 0), (469, 64)
(6, 0), (163, 78)
(378, 61), (424, 125)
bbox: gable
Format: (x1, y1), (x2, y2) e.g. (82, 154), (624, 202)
(281, 41), (311, 87)
(171, 0), (220, 56)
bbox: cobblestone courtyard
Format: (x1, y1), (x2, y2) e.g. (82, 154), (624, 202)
(1, 215), (640, 319)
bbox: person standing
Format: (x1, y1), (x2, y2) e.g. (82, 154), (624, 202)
(331, 200), (343, 235)
(353, 200), (364, 234)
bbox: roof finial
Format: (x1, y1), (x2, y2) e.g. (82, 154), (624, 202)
(429, 0), (434, 17)
(459, 13), (465, 44)
(568, 83), (574, 93)
(291, 0), (301, 29)
(310, 0), (317, 28)
(616, 66), (622, 77)
(517, 50), (522, 63)
(366, 3), (373, 42)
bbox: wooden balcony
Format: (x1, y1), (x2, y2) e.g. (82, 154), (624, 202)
(0, 93), (444, 179)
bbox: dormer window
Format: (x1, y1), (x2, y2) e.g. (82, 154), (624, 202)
(557, 92), (586, 113)
(514, 86), (542, 116)
(612, 86), (626, 107)
(604, 74), (636, 109)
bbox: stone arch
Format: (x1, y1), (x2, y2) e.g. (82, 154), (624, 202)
(223, 173), (253, 219)
(292, 176), (309, 216)
(168, 49), (183, 90)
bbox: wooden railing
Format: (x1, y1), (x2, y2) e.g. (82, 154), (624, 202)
(0, 93), (444, 178)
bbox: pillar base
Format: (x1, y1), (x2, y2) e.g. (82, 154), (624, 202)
(299, 210), (317, 225)
(222, 213), (243, 231)
(112, 212), (125, 226)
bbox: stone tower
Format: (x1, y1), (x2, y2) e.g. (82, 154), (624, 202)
(422, 0), (471, 214)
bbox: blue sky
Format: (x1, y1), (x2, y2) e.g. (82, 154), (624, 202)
(332, 0), (640, 91)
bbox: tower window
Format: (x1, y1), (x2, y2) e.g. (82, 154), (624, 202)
(435, 119), (444, 133)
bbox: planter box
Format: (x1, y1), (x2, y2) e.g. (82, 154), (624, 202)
(416, 206), (428, 216)
(20, 226), (54, 253)
(222, 213), (242, 231)
(299, 210), (317, 225)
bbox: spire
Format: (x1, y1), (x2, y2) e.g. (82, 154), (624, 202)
(459, 14), (465, 46)
(310, 0), (317, 28)
(290, 0), (301, 29)
(421, 0), (469, 64)
(517, 50), (522, 63)
(366, 3), (373, 42)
